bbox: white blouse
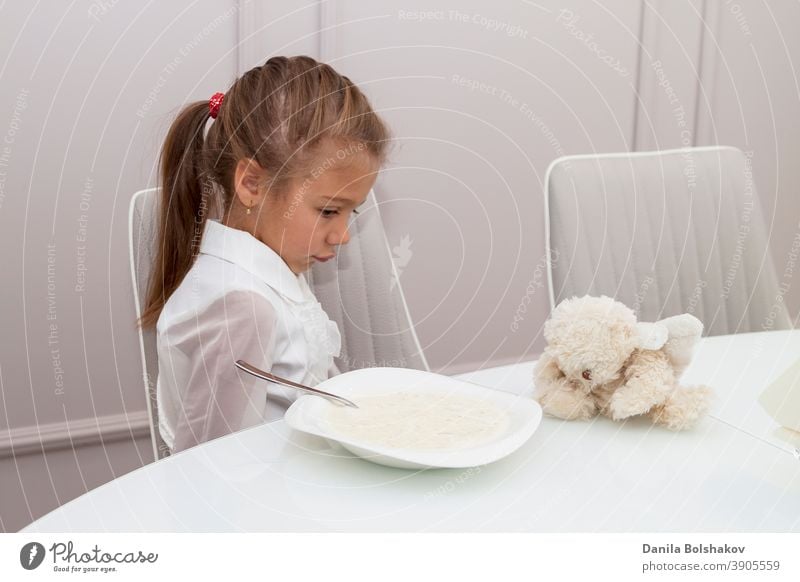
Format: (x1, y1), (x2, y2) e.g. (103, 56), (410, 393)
(155, 218), (342, 453)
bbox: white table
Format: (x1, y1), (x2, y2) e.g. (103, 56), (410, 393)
(22, 331), (800, 532)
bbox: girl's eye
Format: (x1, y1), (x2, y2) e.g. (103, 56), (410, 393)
(320, 208), (360, 218)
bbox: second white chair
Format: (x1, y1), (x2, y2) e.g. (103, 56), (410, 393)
(544, 146), (793, 335)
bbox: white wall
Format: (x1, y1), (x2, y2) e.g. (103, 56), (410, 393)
(694, 0), (800, 325)
(239, 0), (644, 372)
(0, 0), (240, 532)
(2, 0), (798, 532)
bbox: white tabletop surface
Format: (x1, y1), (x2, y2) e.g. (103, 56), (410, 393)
(22, 330), (800, 532)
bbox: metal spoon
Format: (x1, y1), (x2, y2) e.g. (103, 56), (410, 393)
(234, 360), (359, 408)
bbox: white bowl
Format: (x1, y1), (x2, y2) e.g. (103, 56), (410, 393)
(284, 367), (542, 469)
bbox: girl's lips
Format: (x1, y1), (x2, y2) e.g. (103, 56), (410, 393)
(313, 255), (335, 262)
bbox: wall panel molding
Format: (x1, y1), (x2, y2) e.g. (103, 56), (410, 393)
(0, 411), (150, 459)
(237, 0), (327, 74)
(318, 0), (337, 62)
(693, 0), (723, 145)
(633, 0), (705, 151)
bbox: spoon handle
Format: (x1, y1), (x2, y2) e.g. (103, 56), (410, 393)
(234, 360), (359, 408)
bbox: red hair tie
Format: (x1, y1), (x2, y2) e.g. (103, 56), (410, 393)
(209, 92), (224, 119)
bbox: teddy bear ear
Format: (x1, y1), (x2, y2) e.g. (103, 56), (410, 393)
(634, 322), (669, 350)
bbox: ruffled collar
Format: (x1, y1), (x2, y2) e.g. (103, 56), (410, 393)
(293, 297), (342, 356)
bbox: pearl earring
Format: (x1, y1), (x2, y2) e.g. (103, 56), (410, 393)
(246, 202), (252, 215)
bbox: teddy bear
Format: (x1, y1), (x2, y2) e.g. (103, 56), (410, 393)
(533, 294), (714, 430)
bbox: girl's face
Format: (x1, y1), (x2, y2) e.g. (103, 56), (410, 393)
(229, 145), (378, 275)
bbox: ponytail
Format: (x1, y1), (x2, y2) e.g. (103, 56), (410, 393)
(137, 55), (390, 329)
(137, 101), (212, 329)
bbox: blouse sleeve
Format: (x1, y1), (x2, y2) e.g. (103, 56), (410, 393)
(162, 289), (279, 452)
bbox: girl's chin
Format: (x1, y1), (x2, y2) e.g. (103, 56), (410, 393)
(292, 258), (313, 273)
(282, 258), (309, 275)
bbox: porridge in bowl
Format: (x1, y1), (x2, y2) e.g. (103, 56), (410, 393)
(325, 390), (511, 451)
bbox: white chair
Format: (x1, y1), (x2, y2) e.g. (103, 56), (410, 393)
(129, 188), (429, 460)
(544, 146), (793, 335)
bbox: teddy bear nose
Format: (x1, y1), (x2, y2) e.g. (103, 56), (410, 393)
(582, 370), (592, 381)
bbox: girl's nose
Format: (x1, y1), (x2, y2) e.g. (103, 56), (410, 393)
(328, 225), (350, 246)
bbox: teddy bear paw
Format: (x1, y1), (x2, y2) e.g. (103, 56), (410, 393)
(608, 390), (655, 420)
(650, 385), (714, 430)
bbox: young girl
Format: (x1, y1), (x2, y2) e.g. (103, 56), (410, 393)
(137, 55), (389, 453)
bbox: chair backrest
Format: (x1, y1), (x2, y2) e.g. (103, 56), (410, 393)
(305, 191), (430, 373)
(128, 188), (170, 460)
(128, 188), (428, 459)
(544, 146), (793, 335)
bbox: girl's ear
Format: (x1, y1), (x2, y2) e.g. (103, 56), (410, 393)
(233, 158), (266, 203)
